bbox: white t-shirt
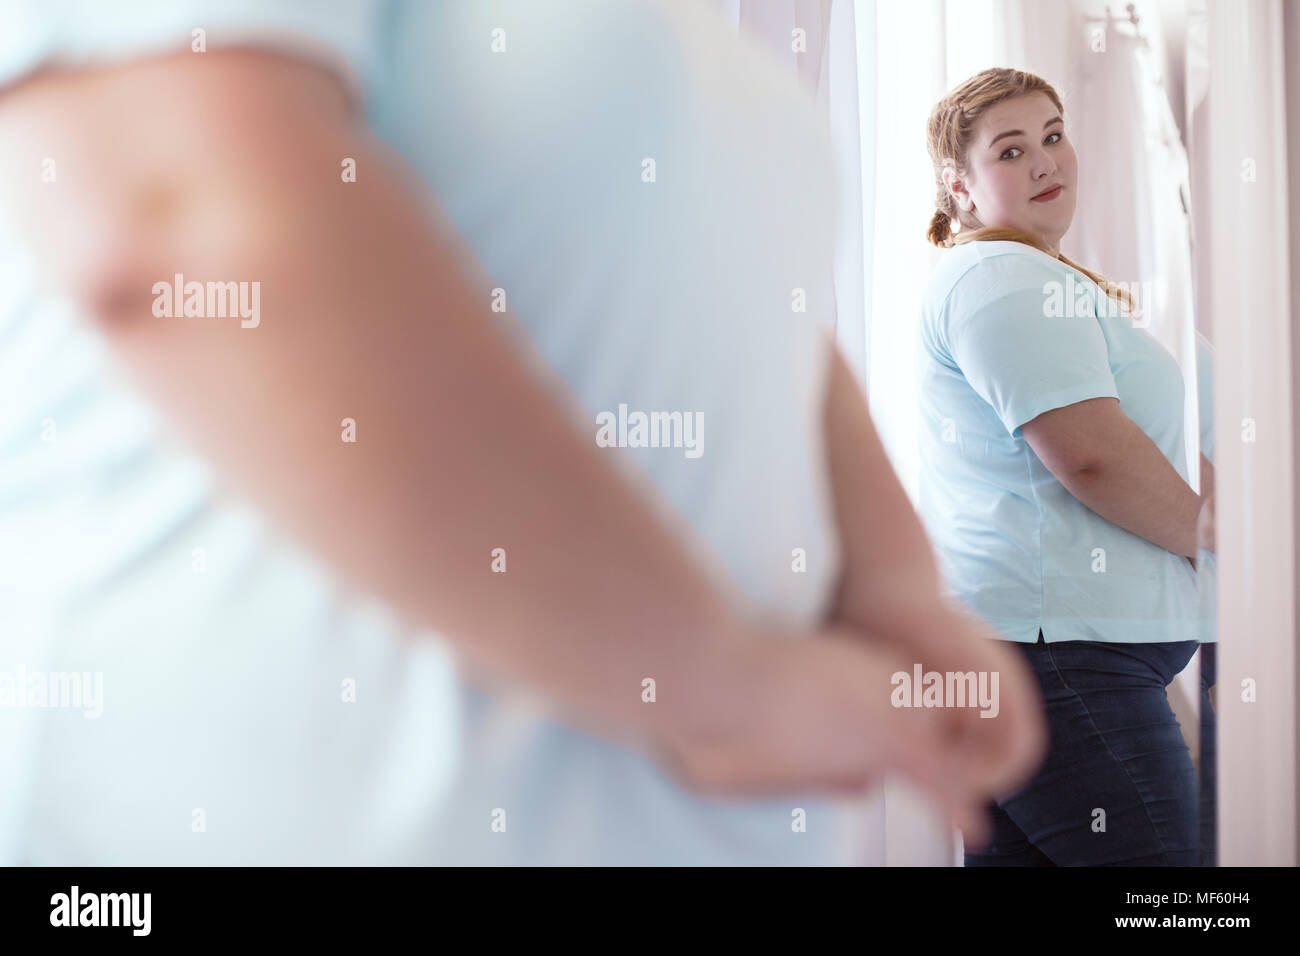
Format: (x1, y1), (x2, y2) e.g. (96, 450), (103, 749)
(0, 0), (873, 864)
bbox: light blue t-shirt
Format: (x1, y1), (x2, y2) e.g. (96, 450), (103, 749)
(0, 1), (872, 864)
(915, 240), (1201, 644)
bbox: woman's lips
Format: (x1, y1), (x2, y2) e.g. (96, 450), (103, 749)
(1031, 184), (1063, 202)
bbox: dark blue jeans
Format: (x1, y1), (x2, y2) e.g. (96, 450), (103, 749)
(1198, 642), (1216, 866)
(964, 632), (1216, 866)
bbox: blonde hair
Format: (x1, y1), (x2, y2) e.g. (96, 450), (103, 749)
(925, 68), (1133, 312)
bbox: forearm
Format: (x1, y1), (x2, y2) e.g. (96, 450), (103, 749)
(0, 50), (745, 748)
(1061, 444), (1203, 558)
(822, 346), (952, 639)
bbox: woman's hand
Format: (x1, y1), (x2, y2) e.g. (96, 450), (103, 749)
(652, 614), (1048, 850)
(805, 345), (1049, 845)
(833, 599), (1050, 846)
(1197, 489), (1216, 554)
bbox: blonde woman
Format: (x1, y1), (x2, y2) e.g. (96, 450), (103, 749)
(917, 68), (1216, 866)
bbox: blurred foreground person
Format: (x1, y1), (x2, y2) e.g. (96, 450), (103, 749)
(0, 2), (1043, 864)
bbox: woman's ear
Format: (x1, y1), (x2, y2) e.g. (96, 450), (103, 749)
(942, 165), (974, 214)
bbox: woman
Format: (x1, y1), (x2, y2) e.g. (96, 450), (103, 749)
(916, 68), (1216, 866)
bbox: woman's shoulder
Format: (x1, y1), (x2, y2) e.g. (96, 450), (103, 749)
(949, 239), (1070, 283)
(926, 240), (1071, 316)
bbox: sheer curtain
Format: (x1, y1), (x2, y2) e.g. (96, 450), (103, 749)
(711, 0), (869, 380)
(860, 0), (973, 865)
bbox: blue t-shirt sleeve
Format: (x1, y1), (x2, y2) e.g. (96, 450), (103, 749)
(0, 0), (383, 103)
(946, 257), (1119, 438)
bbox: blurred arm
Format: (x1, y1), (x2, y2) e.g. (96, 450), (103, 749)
(821, 347), (951, 640)
(820, 345), (1048, 801)
(0, 48), (755, 750)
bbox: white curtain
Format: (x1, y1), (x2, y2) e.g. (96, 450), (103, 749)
(1200, 0), (1299, 866)
(711, 0), (869, 382)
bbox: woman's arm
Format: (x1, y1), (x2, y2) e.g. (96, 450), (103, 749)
(0, 49), (761, 755)
(1019, 397), (1209, 558)
(821, 347), (1048, 799)
(1198, 453), (1216, 556)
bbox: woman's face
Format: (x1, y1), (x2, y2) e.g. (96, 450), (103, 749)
(944, 92), (1077, 252)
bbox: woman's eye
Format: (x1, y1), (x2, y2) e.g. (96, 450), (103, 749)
(1045, 132), (1062, 145)
(1000, 146), (1022, 160)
